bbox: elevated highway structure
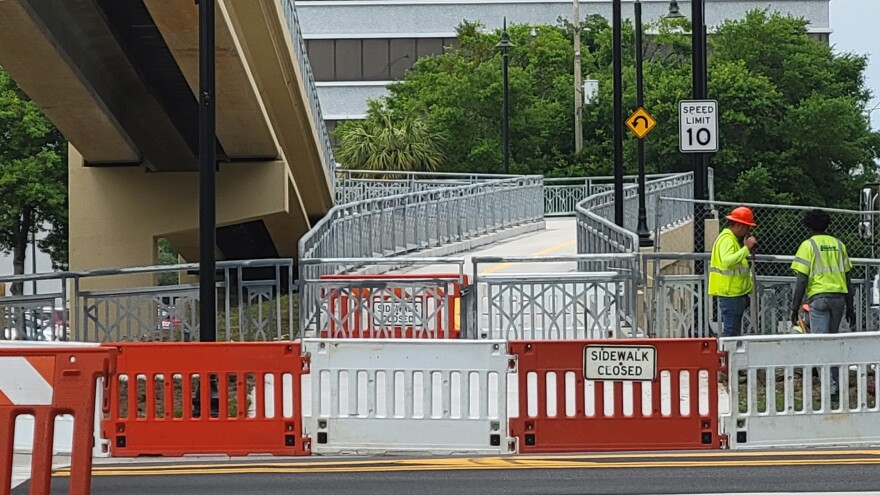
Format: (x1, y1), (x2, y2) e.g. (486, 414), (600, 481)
(0, 0), (335, 286)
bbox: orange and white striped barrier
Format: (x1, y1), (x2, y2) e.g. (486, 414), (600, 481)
(0, 346), (116, 495)
(0, 356), (55, 406)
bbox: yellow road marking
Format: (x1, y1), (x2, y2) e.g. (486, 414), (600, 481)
(77, 448), (880, 472)
(56, 455), (880, 478)
(480, 239), (577, 275)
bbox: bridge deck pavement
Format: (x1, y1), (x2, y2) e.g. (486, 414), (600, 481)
(397, 218), (577, 276)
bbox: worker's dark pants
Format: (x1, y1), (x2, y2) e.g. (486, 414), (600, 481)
(718, 295), (750, 337)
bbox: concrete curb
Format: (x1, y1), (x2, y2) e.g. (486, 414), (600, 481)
(355, 221), (546, 275)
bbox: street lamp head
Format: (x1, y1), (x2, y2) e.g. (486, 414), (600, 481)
(495, 17), (514, 51)
(665, 0), (686, 19)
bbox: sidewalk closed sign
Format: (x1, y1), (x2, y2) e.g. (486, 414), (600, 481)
(583, 345), (657, 381)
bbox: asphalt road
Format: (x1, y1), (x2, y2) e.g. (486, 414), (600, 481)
(16, 450), (880, 495)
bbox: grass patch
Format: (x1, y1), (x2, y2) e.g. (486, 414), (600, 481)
(114, 374), (256, 419)
(217, 293), (300, 341)
(727, 367), (878, 413)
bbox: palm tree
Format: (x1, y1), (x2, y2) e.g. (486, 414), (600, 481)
(334, 100), (445, 173)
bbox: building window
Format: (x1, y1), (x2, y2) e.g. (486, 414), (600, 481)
(307, 38), (459, 82)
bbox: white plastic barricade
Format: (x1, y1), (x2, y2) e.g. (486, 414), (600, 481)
(722, 333), (880, 449)
(302, 339), (514, 455)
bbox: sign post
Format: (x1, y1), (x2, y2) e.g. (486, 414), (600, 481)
(679, 99), (718, 153)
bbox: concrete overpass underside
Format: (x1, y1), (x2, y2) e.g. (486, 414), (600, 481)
(0, 0), (333, 273)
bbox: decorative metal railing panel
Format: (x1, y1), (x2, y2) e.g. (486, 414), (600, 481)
(470, 255), (640, 339)
(646, 253), (878, 338)
(477, 273), (638, 340)
(0, 294), (67, 341)
(0, 259), (294, 343)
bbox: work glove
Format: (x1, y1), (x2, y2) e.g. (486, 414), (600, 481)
(790, 309), (799, 326)
(846, 307), (856, 326)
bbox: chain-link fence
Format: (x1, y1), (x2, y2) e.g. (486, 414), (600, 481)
(655, 198), (876, 277)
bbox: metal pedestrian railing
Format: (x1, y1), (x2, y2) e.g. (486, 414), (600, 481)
(335, 170), (689, 217)
(0, 259), (295, 343)
(576, 172), (697, 272)
(296, 251), (880, 341)
(281, 0), (336, 194)
(298, 176), (544, 331)
(334, 170), (504, 204)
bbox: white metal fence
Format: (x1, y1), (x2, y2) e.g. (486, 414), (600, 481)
(298, 176), (543, 331)
(302, 339), (513, 455)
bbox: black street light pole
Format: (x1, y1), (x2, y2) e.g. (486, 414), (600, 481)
(666, 0), (708, 263)
(634, 0), (652, 247)
(496, 18), (513, 175)
(198, 0), (216, 342)
(612, 0), (624, 227)
(691, 0), (709, 266)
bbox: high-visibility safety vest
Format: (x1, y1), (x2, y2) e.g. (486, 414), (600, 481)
(708, 228), (752, 297)
(791, 234), (852, 298)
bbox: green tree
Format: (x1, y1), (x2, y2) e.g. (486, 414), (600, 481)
(706, 10), (879, 208)
(389, 21), (580, 175)
(156, 238), (180, 286)
(0, 67), (67, 293)
(376, 11), (879, 208)
(333, 99), (445, 173)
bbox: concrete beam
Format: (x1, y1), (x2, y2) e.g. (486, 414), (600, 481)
(142, 0), (279, 161)
(0, 0), (138, 163)
(69, 146), (310, 273)
(221, 0), (334, 219)
(0, 0), (196, 170)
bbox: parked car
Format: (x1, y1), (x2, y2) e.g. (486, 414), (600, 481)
(2, 306), (68, 341)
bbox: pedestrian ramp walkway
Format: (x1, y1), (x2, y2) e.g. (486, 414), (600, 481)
(394, 218), (577, 277)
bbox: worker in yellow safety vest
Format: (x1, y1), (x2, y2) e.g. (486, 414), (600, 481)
(709, 206), (757, 337)
(790, 209), (854, 400)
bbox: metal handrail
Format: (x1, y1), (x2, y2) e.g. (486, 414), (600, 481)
(280, 0), (336, 194)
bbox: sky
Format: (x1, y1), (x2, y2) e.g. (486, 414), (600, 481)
(829, 0), (880, 129)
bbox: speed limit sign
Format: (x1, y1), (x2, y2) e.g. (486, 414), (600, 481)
(679, 100), (718, 153)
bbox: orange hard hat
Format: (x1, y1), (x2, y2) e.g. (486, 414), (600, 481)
(726, 206), (756, 227)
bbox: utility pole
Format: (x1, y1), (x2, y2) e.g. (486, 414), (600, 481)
(573, 0), (583, 153)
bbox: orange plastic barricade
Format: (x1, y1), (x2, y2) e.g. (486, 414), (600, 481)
(0, 346), (116, 495)
(509, 339), (726, 452)
(102, 342), (310, 457)
(320, 274), (467, 339)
